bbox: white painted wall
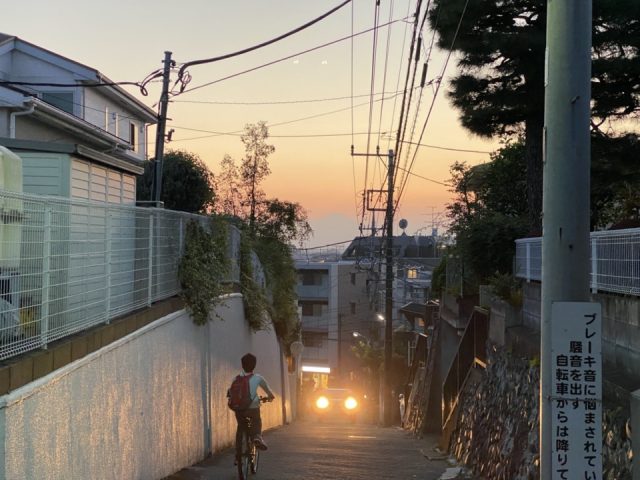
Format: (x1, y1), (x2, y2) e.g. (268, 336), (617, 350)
(0, 294), (288, 480)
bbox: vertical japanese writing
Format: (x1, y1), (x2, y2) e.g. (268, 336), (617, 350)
(551, 303), (602, 479)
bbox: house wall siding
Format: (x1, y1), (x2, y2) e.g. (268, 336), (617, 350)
(20, 152), (69, 197)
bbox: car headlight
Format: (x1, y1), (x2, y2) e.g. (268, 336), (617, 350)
(344, 396), (358, 410)
(316, 396), (330, 409)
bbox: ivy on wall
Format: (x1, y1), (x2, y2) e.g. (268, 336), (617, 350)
(253, 235), (300, 349)
(239, 229), (270, 332)
(178, 216), (300, 349)
(178, 218), (229, 325)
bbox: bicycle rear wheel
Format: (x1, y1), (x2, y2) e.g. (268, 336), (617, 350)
(237, 430), (251, 480)
(251, 447), (260, 474)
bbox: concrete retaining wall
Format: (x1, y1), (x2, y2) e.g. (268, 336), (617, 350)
(522, 282), (640, 381)
(0, 294), (288, 480)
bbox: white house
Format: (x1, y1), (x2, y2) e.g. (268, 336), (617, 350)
(0, 32), (157, 201)
(0, 33), (158, 346)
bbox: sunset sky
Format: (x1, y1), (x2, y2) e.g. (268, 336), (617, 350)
(4, 0), (498, 247)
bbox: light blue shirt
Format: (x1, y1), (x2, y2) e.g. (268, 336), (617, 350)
(238, 371), (274, 409)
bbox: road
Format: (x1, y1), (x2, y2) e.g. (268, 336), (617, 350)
(166, 420), (453, 480)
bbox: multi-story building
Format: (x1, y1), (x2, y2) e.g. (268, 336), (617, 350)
(295, 259), (376, 390)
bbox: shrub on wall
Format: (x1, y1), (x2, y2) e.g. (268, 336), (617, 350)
(178, 218), (229, 325)
(239, 229), (271, 332)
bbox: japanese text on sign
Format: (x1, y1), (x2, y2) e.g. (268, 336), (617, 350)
(551, 302), (602, 480)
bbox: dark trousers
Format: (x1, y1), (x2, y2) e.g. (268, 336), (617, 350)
(235, 408), (262, 455)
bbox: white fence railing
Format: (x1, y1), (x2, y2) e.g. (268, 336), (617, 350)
(515, 228), (640, 296)
(0, 189), (239, 361)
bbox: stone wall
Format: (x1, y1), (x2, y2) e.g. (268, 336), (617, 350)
(450, 348), (633, 480)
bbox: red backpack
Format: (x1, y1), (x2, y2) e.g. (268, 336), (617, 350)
(227, 374), (253, 411)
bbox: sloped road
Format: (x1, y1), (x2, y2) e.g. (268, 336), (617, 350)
(166, 420), (450, 480)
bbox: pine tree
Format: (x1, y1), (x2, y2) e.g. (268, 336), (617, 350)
(429, 0), (640, 232)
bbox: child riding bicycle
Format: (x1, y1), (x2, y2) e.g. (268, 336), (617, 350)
(228, 353), (275, 453)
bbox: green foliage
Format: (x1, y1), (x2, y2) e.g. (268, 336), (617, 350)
(255, 199), (312, 244)
(447, 143), (528, 282)
(253, 236), (300, 347)
(214, 122), (307, 342)
(239, 229), (270, 332)
(430, 0), (640, 230)
(351, 340), (383, 373)
(488, 272), (523, 308)
(178, 218), (229, 325)
(240, 122), (275, 233)
(455, 211), (527, 279)
(137, 149), (215, 213)
(431, 255), (448, 298)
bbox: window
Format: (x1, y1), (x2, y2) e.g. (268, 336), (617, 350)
(302, 332), (325, 348)
(41, 92), (74, 115)
(300, 301), (326, 316)
(129, 122), (137, 151)
(350, 302), (356, 314)
(407, 268), (418, 279)
(350, 272), (356, 285)
(301, 271), (324, 286)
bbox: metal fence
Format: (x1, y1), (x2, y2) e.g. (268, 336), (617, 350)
(515, 228), (640, 295)
(0, 189), (237, 361)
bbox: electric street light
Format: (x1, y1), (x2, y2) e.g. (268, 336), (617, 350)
(352, 331), (371, 345)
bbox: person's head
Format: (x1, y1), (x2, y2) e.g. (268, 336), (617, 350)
(241, 353), (257, 373)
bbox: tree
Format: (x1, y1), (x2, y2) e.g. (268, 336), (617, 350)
(255, 199), (312, 244)
(429, 0), (640, 232)
(240, 122), (274, 234)
(214, 154), (243, 217)
(447, 142), (528, 279)
(137, 149), (215, 213)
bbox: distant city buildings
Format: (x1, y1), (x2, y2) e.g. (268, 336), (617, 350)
(294, 231), (444, 388)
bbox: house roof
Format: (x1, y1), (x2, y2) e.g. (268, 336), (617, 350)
(0, 33), (156, 122)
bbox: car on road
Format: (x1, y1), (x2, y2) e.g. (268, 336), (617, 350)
(311, 388), (361, 422)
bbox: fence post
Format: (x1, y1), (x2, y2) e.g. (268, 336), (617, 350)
(179, 217), (184, 256)
(147, 213), (154, 306)
(40, 206), (52, 349)
(526, 242), (531, 282)
(105, 210), (112, 323)
(591, 237), (598, 293)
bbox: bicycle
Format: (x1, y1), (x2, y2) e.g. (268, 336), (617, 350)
(236, 396), (272, 480)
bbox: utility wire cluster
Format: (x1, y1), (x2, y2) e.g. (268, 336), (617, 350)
(1, 0), (477, 247)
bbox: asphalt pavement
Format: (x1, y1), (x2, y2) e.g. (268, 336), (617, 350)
(165, 420), (463, 480)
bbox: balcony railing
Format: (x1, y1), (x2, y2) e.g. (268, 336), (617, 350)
(0, 188), (241, 360)
(515, 228), (640, 295)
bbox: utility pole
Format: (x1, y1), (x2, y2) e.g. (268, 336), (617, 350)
(383, 149), (394, 427)
(540, 2), (592, 479)
(351, 148), (396, 426)
(152, 51), (173, 204)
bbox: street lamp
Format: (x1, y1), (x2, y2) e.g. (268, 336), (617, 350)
(376, 313), (385, 322)
(352, 331), (371, 345)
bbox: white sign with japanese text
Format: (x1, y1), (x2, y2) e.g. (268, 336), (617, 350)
(551, 302), (602, 480)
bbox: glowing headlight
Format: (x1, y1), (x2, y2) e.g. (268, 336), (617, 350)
(344, 396), (358, 410)
(316, 396), (330, 409)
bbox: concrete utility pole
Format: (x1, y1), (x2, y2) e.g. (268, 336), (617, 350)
(351, 148), (396, 426)
(152, 51), (173, 204)
(383, 149), (394, 427)
(540, 1), (592, 479)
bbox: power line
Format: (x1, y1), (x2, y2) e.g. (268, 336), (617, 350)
(169, 91), (404, 141)
(394, 0), (471, 216)
(398, 140), (491, 154)
(395, 165), (447, 186)
(170, 90), (405, 106)
(176, 16), (408, 96)
(177, 0), (352, 80)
